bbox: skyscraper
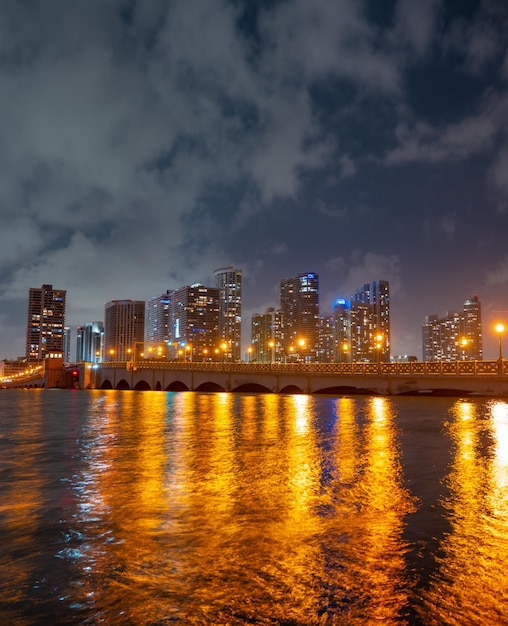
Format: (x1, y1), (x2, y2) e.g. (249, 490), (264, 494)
(463, 294), (482, 360)
(76, 321), (104, 363)
(146, 290), (173, 353)
(104, 300), (145, 362)
(422, 295), (482, 361)
(171, 284), (219, 360)
(280, 272), (320, 362)
(214, 267), (242, 362)
(351, 280), (390, 362)
(251, 307), (283, 363)
(26, 284), (66, 361)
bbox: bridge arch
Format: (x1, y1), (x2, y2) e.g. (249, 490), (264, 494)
(195, 381), (226, 392)
(101, 379), (113, 389)
(165, 381), (190, 392)
(133, 380), (151, 391)
(280, 384), (304, 394)
(232, 382), (272, 393)
(314, 385), (378, 395)
(116, 379), (131, 390)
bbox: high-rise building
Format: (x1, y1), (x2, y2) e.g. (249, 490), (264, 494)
(280, 272), (320, 362)
(63, 327), (72, 363)
(251, 307), (283, 363)
(146, 290), (173, 355)
(26, 284), (67, 361)
(318, 315), (335, 362)
(76, 321), (104, 363)
(332, 299), (351, 362)
(422, 295), (482, 361)
(171, 284), (219, 361)
(351, 280), (390, 362)
(104, 300), (145, 362)
(463, 294), (482, 360)
(214, 267), (242, 362)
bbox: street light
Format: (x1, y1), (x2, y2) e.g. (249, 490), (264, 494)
(496, 323), (505, 361)
(375, 333), (383, 364)
(247, 346), (252, 363)
(460, 337), (469, 361)
(268, 340), (274, 365)
(298, 338), (306, 363)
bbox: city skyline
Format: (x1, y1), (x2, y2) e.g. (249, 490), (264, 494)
(7, 275), (489, 364)
(1, 1), (508, 360)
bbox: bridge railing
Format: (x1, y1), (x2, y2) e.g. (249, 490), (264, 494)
(100, 359), (508, 376)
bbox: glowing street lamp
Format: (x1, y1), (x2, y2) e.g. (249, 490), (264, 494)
(247, 346), (252, 363)
(298, 338), (306, 363)
(460, 337), (469, 361)
(375, 333), (383, 364)
(496, 323), (505, 361)
(268, 340), (274, 365)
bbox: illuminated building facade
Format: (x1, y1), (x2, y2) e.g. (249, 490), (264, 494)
(422, 295), (483, 361)
(214, 267), (242, 362)
(170, 284), (219, 360)
(146, 290), (173, 355)
(318, 315), (335, 362)
(251, 307), (283, 363)
(76, 321), (104, 363)
(26, 284), (67, 361)
(280, 272), (320, 362)
(351, 280), (390, 362)
(104, 300), (145, 362)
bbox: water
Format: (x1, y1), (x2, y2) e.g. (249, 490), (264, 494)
(0, 390), (507, 625)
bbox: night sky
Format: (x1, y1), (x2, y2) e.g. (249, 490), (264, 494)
(1, 0), (508, 360)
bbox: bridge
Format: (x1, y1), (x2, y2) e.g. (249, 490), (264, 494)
(84, 359), (508, 396)
(4, 359), (508, 396)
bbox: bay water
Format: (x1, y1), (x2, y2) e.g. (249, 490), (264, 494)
(0, 389), (507, 624)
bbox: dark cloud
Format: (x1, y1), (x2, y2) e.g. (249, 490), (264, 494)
(1, 0), (508, 360)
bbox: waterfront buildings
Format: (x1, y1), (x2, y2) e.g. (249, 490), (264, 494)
(76, 321), (104, 363)
(280, 272), (320, 362)
(104, 300), (145, 362)
(170, 284), (220, 361)
(146, 290), (173, 355)
(351, 280), (391, 362)
(251, 308), (283, 363)
(422, 294), (483, 361)
(26, 284), (67, 361)
(214, 267), (242, 362)
(330, 281), (391, 363)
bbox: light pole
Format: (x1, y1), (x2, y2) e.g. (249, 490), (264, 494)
(460, 337), (468, 361)
(268, 340), (274, 365)
(298, 338), (306, 363)
(496, 323), (505, 362)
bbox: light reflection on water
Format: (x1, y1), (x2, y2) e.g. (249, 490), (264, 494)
(0, 390), (507, 624)
(420, 400), (508, 625)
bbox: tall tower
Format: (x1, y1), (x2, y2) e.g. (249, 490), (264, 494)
(26, 284), (67, 361)
(280, 272), (319, 362)
(214, 267), (242, 362)
(76, 321), (104, 363)
(422, 294), (482, 361)
(171, 284), (219, 360)
(251, 307), (283, 363)
(351, 280), (390, 362)
(104, 300), (145, 362)
(463, 294), (482, 360)
(146, 290), (173, 353)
